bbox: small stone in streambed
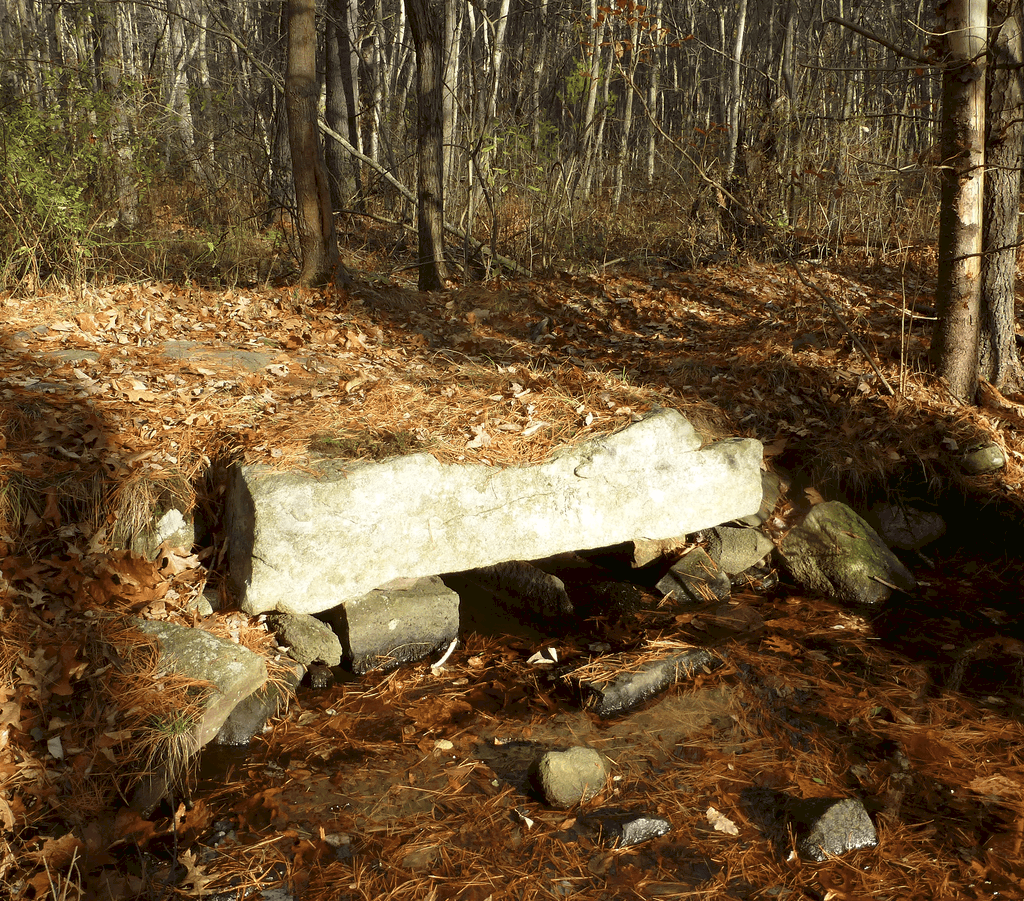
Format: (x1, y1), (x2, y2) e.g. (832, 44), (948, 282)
(529, 747), (608, 808)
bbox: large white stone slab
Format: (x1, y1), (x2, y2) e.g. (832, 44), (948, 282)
(227, 408), (763, 615)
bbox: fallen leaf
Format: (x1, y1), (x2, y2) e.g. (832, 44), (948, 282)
(706, 806), (739, 835)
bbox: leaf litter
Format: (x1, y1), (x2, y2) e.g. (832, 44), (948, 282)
(1, 250), (1024, 897)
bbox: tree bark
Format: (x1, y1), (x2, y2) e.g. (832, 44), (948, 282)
(286, 0), (345, 287)
(93, 0), (139, 229)
(979, 1), (1024, 389)
(405, 0), (448, 290)
(325, 0), (363, 212)
(723, 0), (748, 180)
(930, 0), (988, 402)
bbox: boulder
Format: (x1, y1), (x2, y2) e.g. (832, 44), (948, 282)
(135, 620), (267, 749)
(779, 502), (916, 606)
(227, 409), (763, 615)
(870, 504), (946, 551)
(573, 647), (721, 717)
(131, 620), (267, 812)
(319, 575), (459, 673)
(656, 548), (731, 604)
(708, 526), (775, 575)
(130, 507), (195, 561)
(447, 561), (573, 628)
(215, 657), (303, 746)
(736, 470), (785, 527)
(266, 613), (343, 667)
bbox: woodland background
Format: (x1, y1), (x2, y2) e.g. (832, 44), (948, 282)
(0, 0), (940, 292)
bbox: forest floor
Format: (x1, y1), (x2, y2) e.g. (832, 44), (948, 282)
(2, 248), (1024, 900)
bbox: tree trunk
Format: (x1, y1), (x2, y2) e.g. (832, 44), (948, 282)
(325, 0), (364, 212)
(286, 0), (344, 287)
(979, 1), (1024, 390)
(645, 0), (664, 185)
(405, 0), (448, 290)
(723, 0), (748, 180)
(612, 12), (641, 209)
(930, 0), (987, 402)
(93, 0), (139, 229)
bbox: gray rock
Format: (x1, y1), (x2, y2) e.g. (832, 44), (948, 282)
(779, 502), (916, 605)
(131, 621), (267, 812)
(227, 409), (764, 615)
(161, 339), (277, 373)
(574, 647), (721, 717)
(456, 561), (573, 626)
(130, 507), (195, 561)
(320, 575), (459, 673)
(791, 797), (878, 861)
(963, 443), (1006, 475)
(709, 526), (775, 575)
(529, 747), (609, 808)
(266, 613), (343, 667)
(737, 470), (784, 527)
(870, 504), (946, 551)
(578, 809), (672, 847)
(215, 658), (303, 746)
(656, 548), (731, 604)
(135, 620), (268, 748)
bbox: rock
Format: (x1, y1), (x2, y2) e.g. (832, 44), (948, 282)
(870, 504), (946, 551)
(448, 561), (573, 627)
(319, 575), (459, 673)
(266, 613), (343, 667)
(578, 808), (671, 847)
(737, 470), (784, 527)
(779, 502), (916, 606)
(790, 797), (878, 861)
(130, 507), (195, 561)
(131, 621), (267, 812)
(573, 647), (721, 717)
(632, 536), (689, 568)
(708, 526), (775, 575)
(227, 408), (764, 615)
(135, 621), (268, 748)
(962, 443), (1006, 475)
(656, 548), (731, 604)
(305, 662), (334, 689)
(529, 747), (609, 808)
(214, 658), (303, 746)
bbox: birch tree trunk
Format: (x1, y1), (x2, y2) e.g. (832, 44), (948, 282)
(645, 0), (664, 185)
(577, 0), (606, 199)
(930, 0), (988, 402)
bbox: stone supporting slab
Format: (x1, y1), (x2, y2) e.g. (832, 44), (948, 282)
(227, 408), (763, 616)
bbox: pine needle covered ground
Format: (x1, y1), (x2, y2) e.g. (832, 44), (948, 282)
(2, 246), (1024, 899)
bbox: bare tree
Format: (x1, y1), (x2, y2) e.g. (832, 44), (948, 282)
(286, 0), (345, 286)
(94, 0), (139, 229)
(930, 0), (988, 402)
(405, 0), (448, 290)
(979, 0), (1024, 390)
